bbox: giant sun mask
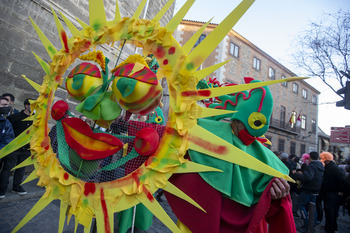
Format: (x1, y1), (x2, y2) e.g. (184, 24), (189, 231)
(0, 0), (305, 232)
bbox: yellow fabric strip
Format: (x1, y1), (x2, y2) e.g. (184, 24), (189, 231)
(29, 17), (57, 59)
(182, 18), (213, 55)
(197, 77), (308, 101)
(194, 60), (230, 81)
(188, 124), (294, 182)
(174, 161), (222, 173)
(89, 0), (107, 27)
(153, 0), (176, 22)
(185, 0), (255, 74)
(163, 182), (205, 212)
(199, 107), (236, 119)
(59, 11), (80, 36)
(21, 74), (41, 92)
(132, 0), (147, 20)
(21, 171), (38, 185)
(59, 201), (68, 233)
(0, 126), (33, 159)
(11, 156), (34, 171)
(136, 193), (181, 233)
(165, 0), (196, 33)
(12, 195), (54, 233)
(51, 5), (68, 52)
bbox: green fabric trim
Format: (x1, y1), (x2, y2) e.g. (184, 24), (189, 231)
(189, 119), (288, 207)
(71, 74), (86, 90)
(117, 203), (153, 233)
(116, 77), (137, 98)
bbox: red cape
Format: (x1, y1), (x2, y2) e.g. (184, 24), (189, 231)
(165, 173), (296, 233)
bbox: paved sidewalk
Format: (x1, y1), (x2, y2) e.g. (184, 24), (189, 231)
(1, 175), (350, 233)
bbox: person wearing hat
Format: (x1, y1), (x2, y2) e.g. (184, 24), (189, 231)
(292, 151), (324, 231)
(320, 152), (350, 233)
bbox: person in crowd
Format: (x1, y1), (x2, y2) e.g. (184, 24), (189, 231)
(0, 96), (15, 199)
(292, 151), (324, 231)
(280, 152), (289, 167)
(0, 98), (33, 197)
(301, 153), (311, 171)
(320, 152), (350, 233)
(287, 154), (298, 171)
(2, 93), (19, 116)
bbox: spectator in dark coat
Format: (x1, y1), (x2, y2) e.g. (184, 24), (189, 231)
(0, 98), (33, 197)
(2, 93), (19, 116)
(320, 152), (350, 233)
(0, 96), (15, 199)
(292, 151), (324, 230)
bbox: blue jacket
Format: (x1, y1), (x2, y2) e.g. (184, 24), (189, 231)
(0, 116), (15, 150)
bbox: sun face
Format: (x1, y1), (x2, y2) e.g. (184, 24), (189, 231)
(0, 0), (305, 232)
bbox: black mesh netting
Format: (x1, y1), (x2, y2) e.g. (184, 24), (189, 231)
(49, 116), (166, 183)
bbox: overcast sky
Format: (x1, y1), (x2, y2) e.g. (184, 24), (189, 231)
(174, 0), (350, 135)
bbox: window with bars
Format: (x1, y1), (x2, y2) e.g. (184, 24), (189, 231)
(301, 115), (306, 129)
(281, 75), (287, 87)
(293, 83), (298, 93)
(268, 67), (275, 79)
(278, 139), (285, 152)
(311, 119), (316, 133)
(302, 89), (307, 99)
(300, 144), (306, 155)
(290, 141), (296, 155)
(253, 57), (261, 70)
(230, 42), (239, 58)
(280, 105), (286, 127)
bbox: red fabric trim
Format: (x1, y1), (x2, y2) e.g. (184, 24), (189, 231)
(165, 175), (296, 233)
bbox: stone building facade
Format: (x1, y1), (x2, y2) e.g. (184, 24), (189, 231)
(174, 20), (320, 155)
(0, 0), (174, 120)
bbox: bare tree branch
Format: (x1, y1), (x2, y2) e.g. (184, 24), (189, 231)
(293, 10), (350, 99)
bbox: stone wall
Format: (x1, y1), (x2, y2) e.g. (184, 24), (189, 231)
(0, 0), (175, 117)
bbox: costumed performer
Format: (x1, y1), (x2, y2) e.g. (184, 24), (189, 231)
(165, 78), (295, 233)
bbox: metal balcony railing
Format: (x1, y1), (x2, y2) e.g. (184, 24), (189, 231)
(269, 117), (301, 134)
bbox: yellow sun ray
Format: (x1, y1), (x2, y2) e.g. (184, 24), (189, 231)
(12, 195), (54, 233)
(182, 18), (213, 55)
(21, 74), (41, 92)
(75, 17), (89, 29)
(84, 223), (92, 233)
(174, 161), (223, 173)
(196, 77), (308, 101)
(51, 5), (70, 52)
(94, 190), (114, 233)
(131, 0), (147, 20)
(21, 170), (38, 185)
(0, 126), (34, 159)
(163, 181), (205, 212)
(23, 114), (35, 121)
(199, 107), (236, 118)
(11, 156), (34, 171)
(11, 1), (304, 232)
(74, 218), (79, 233)
(29, 17), (57, 59)
(59, 11), (81, 36)
(183, 0), (255, 74)
(194, 60), (230, 81)
(165, 0), (196, 33)
(32, 52), (50, 75)
(89, 0), (107, 28)
(108, 0), (121, 26)
(153, 0), (176, 22)
(136, 193), (181, 233)
(188, 124), (294, 182)
(58, 201), (68, 233)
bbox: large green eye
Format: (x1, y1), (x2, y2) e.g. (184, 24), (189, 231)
(248, 112), (266, 130)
